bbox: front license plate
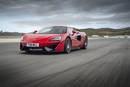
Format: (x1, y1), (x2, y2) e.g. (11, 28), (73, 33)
(26, 43), (39, 47)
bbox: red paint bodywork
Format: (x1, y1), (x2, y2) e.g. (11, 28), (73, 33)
(20, 26), (87, 52)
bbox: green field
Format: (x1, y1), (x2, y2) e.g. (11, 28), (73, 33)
(0, 31), (24, 36)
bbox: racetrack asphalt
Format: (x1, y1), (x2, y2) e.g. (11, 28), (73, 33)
(0, 39), (130, 87)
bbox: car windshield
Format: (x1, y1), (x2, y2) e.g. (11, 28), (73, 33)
(37, 27), (67, 34)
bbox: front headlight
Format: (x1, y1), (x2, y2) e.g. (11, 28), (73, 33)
(49, 36), (61, 41)
(20, 36), (24, 41)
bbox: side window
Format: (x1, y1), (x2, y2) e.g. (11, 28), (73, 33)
(68, 28), (73, 34)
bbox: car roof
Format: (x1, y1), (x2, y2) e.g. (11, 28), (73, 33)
(52, 25), (68, 27)
(50, 26), (77, 30)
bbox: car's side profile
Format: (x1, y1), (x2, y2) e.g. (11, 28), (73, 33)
(20, 26), (88, 53)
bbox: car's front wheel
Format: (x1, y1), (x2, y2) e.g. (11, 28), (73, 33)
(64, 38), (71, 54)
(25, 48), (31, 53)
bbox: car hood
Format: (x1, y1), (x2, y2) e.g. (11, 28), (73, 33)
(24, 34), (62, 42)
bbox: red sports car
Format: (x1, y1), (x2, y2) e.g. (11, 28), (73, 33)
(20, 26), (88, 53)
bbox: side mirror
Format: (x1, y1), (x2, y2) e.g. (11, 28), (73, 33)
(33, 30), (38, 34)
(72, 30), (76, 34)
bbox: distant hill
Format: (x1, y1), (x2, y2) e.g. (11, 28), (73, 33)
(0, 27), (130, 36)
(78, 27), (130, 36)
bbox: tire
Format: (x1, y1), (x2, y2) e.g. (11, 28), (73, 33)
(64, 38), (71, 54)
(20, 44), (24, 51)
(82, 37), (88, 49)
(25, 48), (30, 53)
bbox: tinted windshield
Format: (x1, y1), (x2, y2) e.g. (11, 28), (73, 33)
(37, 27), (67, 34)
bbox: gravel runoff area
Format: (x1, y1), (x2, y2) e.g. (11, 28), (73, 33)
(0, 38), (20, 43)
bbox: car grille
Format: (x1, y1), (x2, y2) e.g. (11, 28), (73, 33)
(21, 43), (59, 52)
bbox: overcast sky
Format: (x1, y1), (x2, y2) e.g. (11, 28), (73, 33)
(0, 0), (130, 32)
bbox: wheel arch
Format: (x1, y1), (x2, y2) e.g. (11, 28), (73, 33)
(64, 36), (72, 53)
(65, 36), (72, 46)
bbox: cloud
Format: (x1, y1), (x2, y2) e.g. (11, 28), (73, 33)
(0, 0), (130, 32)
(0, 0), (130, 15)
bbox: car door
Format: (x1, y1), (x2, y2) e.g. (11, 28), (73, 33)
(68, 28), (81, 48)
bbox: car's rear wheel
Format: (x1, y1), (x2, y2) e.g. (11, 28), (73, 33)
(64, 38), (71, 54)
(82, 37), (88, 49)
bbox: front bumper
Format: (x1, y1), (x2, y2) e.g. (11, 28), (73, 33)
(20, 41), (65, 52)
